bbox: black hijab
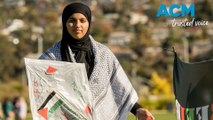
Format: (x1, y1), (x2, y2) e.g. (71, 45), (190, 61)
(61, 2), (94, 78)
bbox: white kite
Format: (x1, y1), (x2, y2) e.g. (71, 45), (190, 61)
(25, 58), (95, 120)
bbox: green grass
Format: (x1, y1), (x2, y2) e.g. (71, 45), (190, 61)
(26, 110), (177, 120)
(128, 110), (177, 120)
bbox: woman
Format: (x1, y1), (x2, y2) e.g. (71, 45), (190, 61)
(39, 2), (154, 120)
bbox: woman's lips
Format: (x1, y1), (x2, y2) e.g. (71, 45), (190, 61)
(73, 30), (81, 33)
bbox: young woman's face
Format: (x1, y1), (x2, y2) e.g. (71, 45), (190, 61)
(66, 13), (89, 40)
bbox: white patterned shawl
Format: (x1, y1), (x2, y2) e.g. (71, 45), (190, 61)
(39, 36), (138, 120)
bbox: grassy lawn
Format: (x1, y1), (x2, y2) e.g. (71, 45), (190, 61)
(26, 110), (177, 120)
(128, 110), (177, 120)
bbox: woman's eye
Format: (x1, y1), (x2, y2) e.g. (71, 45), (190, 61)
(68, 19), (75, 23)
(80, 19), (87, 23)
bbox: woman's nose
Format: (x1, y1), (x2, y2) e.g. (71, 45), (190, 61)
(76, 21), (81, 27)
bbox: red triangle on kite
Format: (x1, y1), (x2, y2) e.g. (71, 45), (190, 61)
(46, 66), (57, 74)
(85, 105), (92, 114)
(38, 108), (48, 120)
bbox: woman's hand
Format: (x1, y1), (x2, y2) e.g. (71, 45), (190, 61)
(136, 108), (155, 120)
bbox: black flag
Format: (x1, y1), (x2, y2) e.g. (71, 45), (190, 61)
(173, 52), (213, 120)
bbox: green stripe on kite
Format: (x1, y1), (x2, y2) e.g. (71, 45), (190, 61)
(48, 99), (63, 117)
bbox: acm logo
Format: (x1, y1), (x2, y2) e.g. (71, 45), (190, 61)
(157, 4), (195, 17)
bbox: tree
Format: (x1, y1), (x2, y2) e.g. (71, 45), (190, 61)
(150, 71), (172, 96)
(91, 19), (113, 43)
(0, 36), (20, 82)
(195, 0), (213, 21)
